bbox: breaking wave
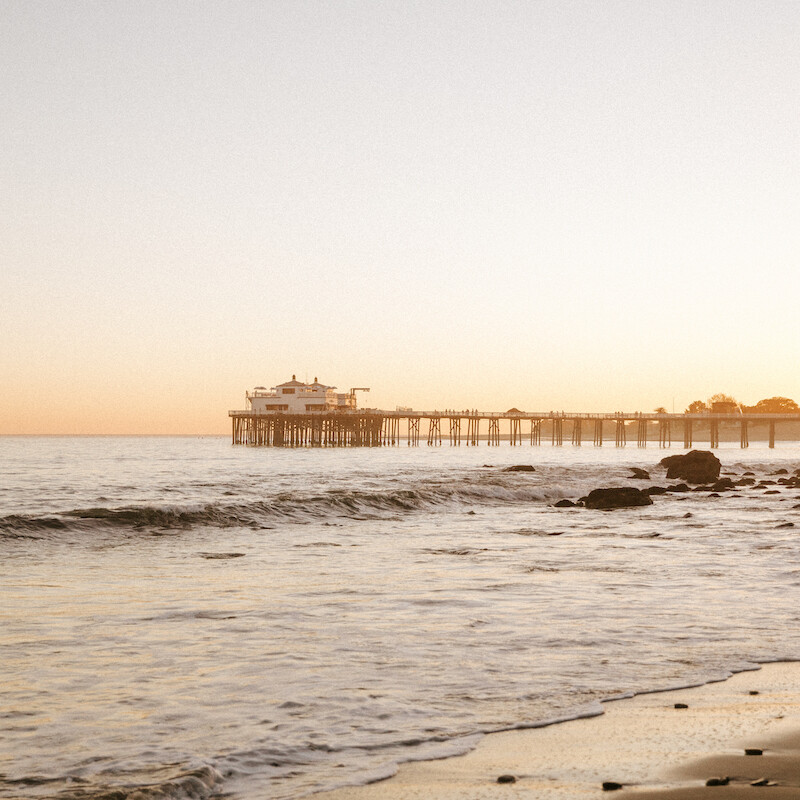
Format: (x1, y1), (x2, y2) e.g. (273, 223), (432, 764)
(0, 478), (571, 537)
(3, 765), (223, 800)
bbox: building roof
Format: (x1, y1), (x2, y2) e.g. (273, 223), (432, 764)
(274, 374), (307, 388)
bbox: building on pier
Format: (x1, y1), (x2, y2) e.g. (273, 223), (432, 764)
(246, 376), (367, 414)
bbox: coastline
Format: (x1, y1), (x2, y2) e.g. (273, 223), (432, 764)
(311, 662), (800, 799)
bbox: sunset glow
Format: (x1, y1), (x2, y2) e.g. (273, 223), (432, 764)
(3, 2), (799, 434)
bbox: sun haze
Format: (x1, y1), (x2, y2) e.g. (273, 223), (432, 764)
(2, 1), (799, 434)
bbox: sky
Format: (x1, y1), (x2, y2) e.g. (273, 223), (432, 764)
(2, 1), (799, 434)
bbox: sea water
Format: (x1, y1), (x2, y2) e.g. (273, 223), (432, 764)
(2, 436), (799, 799)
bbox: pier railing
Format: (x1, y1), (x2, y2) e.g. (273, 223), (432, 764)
(229, 409), (800, 449)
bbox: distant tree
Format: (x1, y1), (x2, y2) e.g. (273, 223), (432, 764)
(685, 400), (708, 414)
(707, 393), (738, 406)
(751, 396), (799, 414)
(654, 406), (668, 414)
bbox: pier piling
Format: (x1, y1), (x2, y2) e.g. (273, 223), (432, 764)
(229, 410), (797, 449)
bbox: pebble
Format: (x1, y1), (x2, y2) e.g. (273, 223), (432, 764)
(674, 702), (689, 709)
(602, 781), (623, 791)
(745, 748), (763, 756)
(705, 777), (730, 786)
(749, 690), (760, 695)
(496, 774), (516, 784)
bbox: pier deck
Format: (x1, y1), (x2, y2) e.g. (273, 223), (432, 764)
(229, 410), (800, 448)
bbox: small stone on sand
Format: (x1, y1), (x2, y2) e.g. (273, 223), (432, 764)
(496, 774), (516, 784)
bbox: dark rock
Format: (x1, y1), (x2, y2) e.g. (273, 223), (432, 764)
(584, 487), (653, 510)
(745, 748), (763, 756)
(758, 480), (777, 486)
(777, 522), (795, 528)
(708, 492), (721, 497)
(706, 777), (730, 786)
(674, 702), (688, 709)
(749, 690), (760, 695)
(744, 471), (755, 476)
(773, 468), (789, 475)
(692, 486), (711, 492)
(553, 499), (576, 508)
(750, 778), (774, 787)
(712, 478), (735, 491)
(683, 512), (693, 518)
(736, 478), (756, 486)
(660, 450), (721, 484)
(602, 782), (624, 791)
(497, 774), (517, 784)
(646, 486), (668, 495)
(629, 468), (650, 479)
(765, 490), (780, 495)
(666, 483), (690, 493)
(502, 465), (535, 472)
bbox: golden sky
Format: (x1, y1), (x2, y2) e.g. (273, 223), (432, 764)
(2, 2), (799, 434)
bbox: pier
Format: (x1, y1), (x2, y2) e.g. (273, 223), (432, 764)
(229, 410), (800, 448)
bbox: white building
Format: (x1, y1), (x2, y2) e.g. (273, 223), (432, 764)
(246, 376), (367, 413)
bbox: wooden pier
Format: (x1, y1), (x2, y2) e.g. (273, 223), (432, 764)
(229, 410), (800, 449)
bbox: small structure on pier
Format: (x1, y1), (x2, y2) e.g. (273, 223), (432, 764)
(246, 376), (368, 414)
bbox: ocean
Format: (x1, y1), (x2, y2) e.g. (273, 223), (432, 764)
(2, 436), (799, 800)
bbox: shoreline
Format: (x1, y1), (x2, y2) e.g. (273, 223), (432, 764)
(311, 661), (800, 799)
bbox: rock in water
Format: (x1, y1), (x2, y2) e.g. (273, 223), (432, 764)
(666, 483), (690, 493)
(502, 465), (536, 472)
(584, 488), (653, 510)
(629, 468), (650, 479)
(660, 450), (721, 484)
(553, 499), (576, 507)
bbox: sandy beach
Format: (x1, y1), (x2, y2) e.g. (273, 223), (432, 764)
(312, 662), (800, 800)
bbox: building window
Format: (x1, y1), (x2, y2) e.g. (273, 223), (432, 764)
(282, 388), (295, 394)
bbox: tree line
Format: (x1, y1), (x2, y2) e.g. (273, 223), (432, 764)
(680, 395), (799, 414)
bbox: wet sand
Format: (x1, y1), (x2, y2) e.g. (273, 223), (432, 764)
(312, 662), (800, 799)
